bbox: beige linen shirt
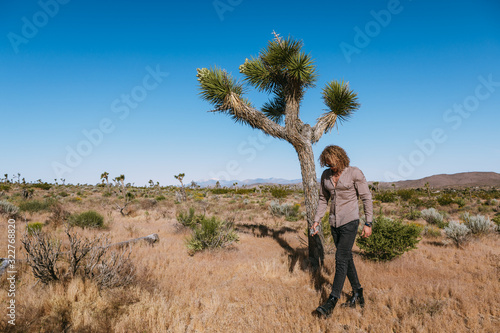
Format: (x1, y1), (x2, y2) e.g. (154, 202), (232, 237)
(314, 166), (373, 228)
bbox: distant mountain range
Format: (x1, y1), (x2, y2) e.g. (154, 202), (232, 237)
(195, 177), (303, 188)
(196, 172), (500, 189)
(375, 172), (500, 189)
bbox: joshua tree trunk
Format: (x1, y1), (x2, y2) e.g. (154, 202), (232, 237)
(295, 137), (324, 269)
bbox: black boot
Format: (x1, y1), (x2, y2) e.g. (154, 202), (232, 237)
(341, 288), (365, 308)
(315, 295), (338, 318)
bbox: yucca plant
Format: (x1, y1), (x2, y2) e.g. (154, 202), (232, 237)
(196, 32), (360, 268)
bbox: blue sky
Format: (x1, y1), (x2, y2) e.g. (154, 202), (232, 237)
(1, 0), (499, 186)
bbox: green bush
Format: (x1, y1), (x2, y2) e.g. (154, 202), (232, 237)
(210, 188), (231, 194)
(235, 188), (256, 195)
(31, 183), (52, 190)
(177, 207), (204, 228)
(374, 191), (397, 203)
(26, 222), (44, 235)
(397, 189), (415, 202)
(68, 210), (105, 229)
(492, 213), (500, 232)
(19, 199), (54, 213)
(454, 197), (466, 208)
(437, 194), (455, 206)
(269, 185), (290, 199)
(356, 216), (423, 261)
(186, 216), (239, 255)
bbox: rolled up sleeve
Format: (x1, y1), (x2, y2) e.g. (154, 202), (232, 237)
(353, 168), (373, 223)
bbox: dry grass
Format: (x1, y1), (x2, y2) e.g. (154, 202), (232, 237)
(0, 186), (499, 332)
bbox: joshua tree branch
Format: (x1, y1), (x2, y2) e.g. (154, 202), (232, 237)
(310, 114), (338, 144)
(212, 92), (288, 141)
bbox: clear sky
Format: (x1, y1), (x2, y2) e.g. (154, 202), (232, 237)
(1, 0), (499, 186)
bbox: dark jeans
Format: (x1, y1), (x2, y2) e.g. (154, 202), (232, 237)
(329, 219), (361, 298)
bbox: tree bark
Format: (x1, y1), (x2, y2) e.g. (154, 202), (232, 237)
(294, 126), (325, 270)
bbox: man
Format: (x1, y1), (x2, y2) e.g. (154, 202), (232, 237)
(311, 145), (373, 318)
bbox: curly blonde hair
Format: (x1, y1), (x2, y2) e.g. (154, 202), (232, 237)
(319, 145), (350, 171)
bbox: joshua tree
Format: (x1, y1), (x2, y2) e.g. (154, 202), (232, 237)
(113, 175), (125, 196)
(196, 33), (360, 268)
(174, 173), (187, 201)
(101, 172), (110, 192)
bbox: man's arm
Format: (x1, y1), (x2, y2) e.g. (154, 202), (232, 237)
(353, 168), (373, 237)
(312, 172), (330, 234)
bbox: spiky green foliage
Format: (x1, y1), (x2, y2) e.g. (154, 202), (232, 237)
(261, 91), (286, 124)
(318, 80), (359, 132)
(196, 67), (246, 110)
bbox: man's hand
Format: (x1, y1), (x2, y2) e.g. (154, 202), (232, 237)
(311, 222), (320, 236)
(361, 225), (372, 238)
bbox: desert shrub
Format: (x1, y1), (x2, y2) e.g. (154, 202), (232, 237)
(31, 182), (52, 190)
(437, 194), (455, 206)
(140, 199), (157, 210)
(454, 197), (466, 208)
(22, 230), (135, 289)
(269, 200), (301, 221)
(421, 208), (446, 227)
(48, 203), (70, 226)
(235, 188), (255, 195)
(269, 185), (290, 199)
(421, 198), (438, 209)
(0, 200), (19, 217)
(68, 210), (105, 229)
(460, 212), (492, 235)
(19, 199), (55, 213)
(177, 207), (204, 228)
(404, 206), (421, 220)
(186, 216), (239, 254)
(374, 191), (396, 203)
(397, 189), (415, 201)
(423, 225), (441, 238)
(493, 213), (500, 232)
(444, 221), (471, 247)
(210, 187), (231, 194)
(356, 216), (423, 261)
(26, 222), (44, 235)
